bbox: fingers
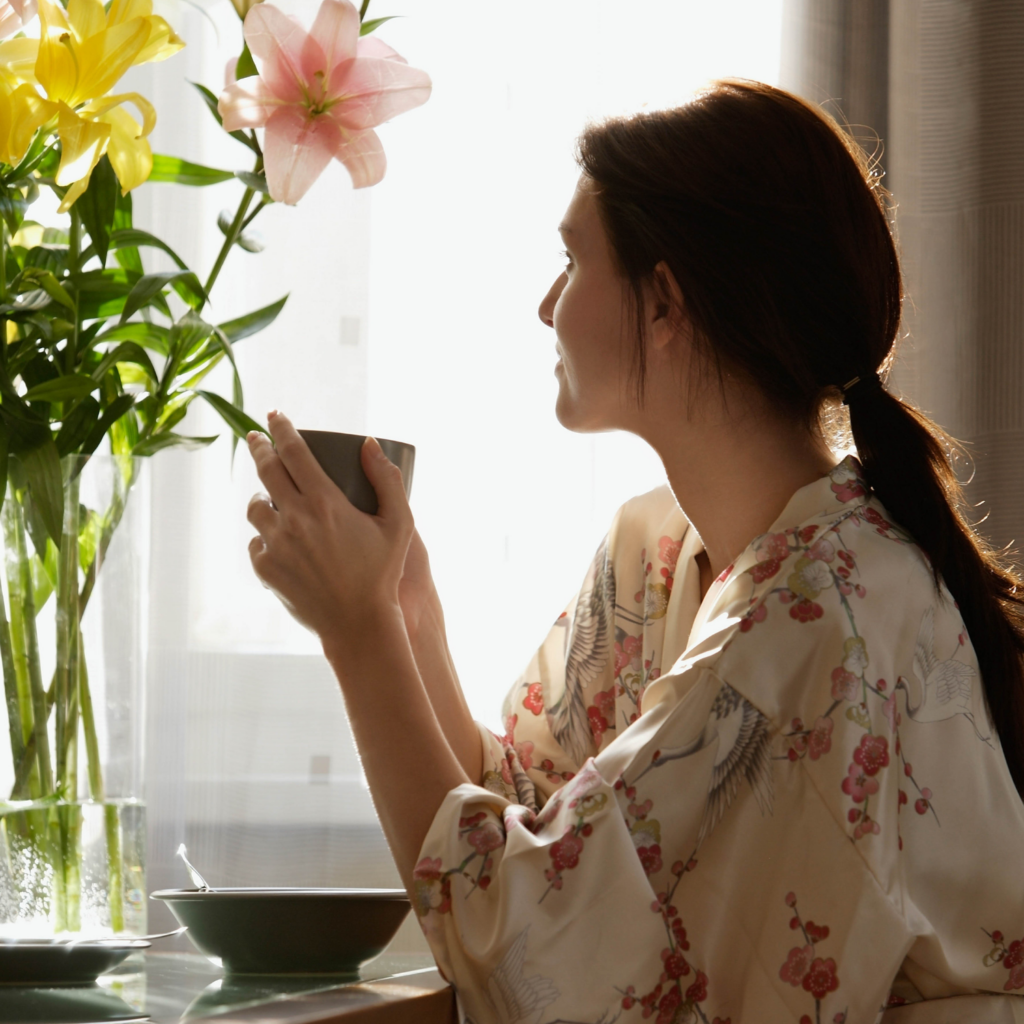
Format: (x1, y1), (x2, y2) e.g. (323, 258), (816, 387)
(247, 428), (300, 505)
(361, 437), (413, 529)
(247, 491), (275, 534)
(265, 411), (332, 496)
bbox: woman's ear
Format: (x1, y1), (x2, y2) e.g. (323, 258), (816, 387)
(648, 260), (688, 352)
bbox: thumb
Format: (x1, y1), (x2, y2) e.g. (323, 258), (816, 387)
(361, 437), (411, 524)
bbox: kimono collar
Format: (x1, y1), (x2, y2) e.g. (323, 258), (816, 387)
(764, 454), (870, 537)
(640, 454), (872, 714)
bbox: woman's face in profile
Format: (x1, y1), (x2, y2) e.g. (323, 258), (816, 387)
(538, 180), (637, 434)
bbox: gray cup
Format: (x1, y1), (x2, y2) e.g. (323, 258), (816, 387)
(298, 430), (415, 516)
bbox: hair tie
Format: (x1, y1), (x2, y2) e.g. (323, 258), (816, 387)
(840, 372), (884, 406)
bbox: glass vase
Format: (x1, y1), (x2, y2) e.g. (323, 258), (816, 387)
(0, 454), (147, 937)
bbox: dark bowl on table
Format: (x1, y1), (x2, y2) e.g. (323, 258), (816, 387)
(150, 888), (411, 976)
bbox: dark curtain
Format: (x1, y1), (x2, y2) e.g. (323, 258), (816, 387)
(781, 0), (1024, 553)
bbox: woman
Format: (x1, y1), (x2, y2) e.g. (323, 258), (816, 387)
(245, 81), (1024, 1023)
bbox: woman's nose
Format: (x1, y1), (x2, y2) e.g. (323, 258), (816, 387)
(538, 273), (565, 328)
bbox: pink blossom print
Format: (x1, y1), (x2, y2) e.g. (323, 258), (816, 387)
(984, 929), (1024, 991)
(522, 682), (544, 715)
(779, 894), (843, 1019)
(830, 462), (867, 503)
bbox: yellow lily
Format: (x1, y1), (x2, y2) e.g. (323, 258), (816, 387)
(107, 0), (184, 65)
(0, 76), (55, 167)
(36, 0), (179, 108)
(32, 0), (181, 208)
(0, 37), (40, 85)
(54, 93), (154, 211)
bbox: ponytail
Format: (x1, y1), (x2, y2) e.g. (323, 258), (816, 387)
(848, 385), (1024, 795)
(578, 79), (1024, 797)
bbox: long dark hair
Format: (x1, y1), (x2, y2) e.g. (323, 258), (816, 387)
(576, 79), (1024, 797)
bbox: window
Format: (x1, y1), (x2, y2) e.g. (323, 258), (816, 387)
(138, 0), (783, 949)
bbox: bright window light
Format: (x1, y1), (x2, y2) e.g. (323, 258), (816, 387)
(137, 0), (783, 725)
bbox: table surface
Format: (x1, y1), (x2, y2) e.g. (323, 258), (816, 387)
(0, 951), (455, 1024)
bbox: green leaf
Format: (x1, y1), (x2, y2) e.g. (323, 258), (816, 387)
(19, 439), (63, 545)
(132, 431), (217, 456)
(0, 186), (28, 235)
(0, 419), (9, 519)
(359, 15), (397, 34)
(21, 353), (57, 396)
(23, 246), (67, 276)
(234, 170), (269, 194)
(91, 342), (157, 387)
(78, 508), (100, 573)
(216, 210), (263, 253)
(23, 375), (98, 403)
(218, 295), (288, 342)
(195, 389), (266, 439)
(0, 288), (50, 313)
(4, 128), (52, 185)
(154, 391), (195, 432)
(110, 229), (188, 270)
(21, 269), (74, 311)
(236, 41), (257, 79)
(170, 273), (208, 310)
(32, 536), (57, 611)
(113, 191), (143, 274)
(93, 321), (171, 356)
(120, 270), (207, 323)
(76, 156), (118, 267)
(81, 393), (135, 457)
(190, 81), (258, 153)
(55, 396), (100, 455)
(148, 154), (234, 187)
(71, 267), (140, 321)
(169, 309), (214, 359)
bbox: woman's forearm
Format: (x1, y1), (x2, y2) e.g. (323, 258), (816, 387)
(407, 594), (483, 785)
(323, 605), (470, 891)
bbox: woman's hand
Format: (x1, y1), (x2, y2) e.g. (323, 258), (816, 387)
(246, 412), (415, 653)
(398, 528), (439, 642)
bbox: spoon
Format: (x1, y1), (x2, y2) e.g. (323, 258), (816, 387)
(1, 926), (189, 946)
(177, 843), (213, 892)
(60, 926), (189, 946)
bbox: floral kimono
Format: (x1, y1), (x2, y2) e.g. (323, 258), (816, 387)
(414, 456), (1024, 1024)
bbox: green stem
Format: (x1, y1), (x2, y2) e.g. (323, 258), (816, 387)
(359, 0), (370, 18)
(104, 802), (123, 932)
(1, 215), (8, 365)
(79, 640), (121, 931)
(203, 186), (255, 301)
(0, 591), (25, 797)
(9, 675), (50, 797)
(10, 457), (135, 800)
(78, 461), (136, 616)
(47, 804), (66, 930)
(65, 207), (81, 376)
(4, 497), (50, 794)
(55, 470), (80, 784)
(239, 198), (270, 233)
(79, 640), (101, 803)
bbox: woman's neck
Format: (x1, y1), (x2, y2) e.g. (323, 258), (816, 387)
(646, 405), (837, 594)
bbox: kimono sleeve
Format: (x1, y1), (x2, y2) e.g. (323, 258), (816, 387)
(478, 525), (622, 811)
(414, 663), (913, 1024)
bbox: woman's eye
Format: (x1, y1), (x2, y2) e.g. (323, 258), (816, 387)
(559, 249), (574, 272)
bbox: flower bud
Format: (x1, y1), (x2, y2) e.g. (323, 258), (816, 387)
(230, 0), (261, 19)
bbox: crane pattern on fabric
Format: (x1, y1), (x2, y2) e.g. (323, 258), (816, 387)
(546, 539), (617, 766)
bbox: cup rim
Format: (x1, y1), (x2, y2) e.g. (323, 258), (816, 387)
(297, 429), (414, 452)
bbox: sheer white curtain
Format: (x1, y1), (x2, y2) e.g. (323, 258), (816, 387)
(137, 0), (784, 947)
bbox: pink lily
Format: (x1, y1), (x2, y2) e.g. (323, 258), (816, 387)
(0, 0), (36, 40)
(218, 0), (430, 203)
